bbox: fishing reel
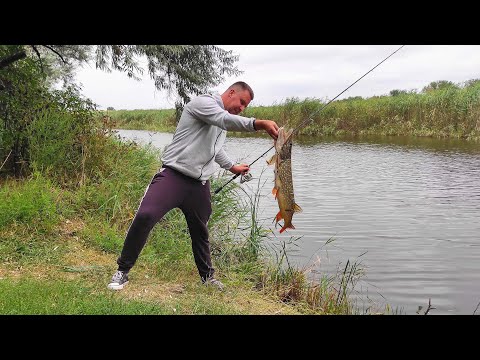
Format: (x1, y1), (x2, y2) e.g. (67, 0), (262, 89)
(240, 172), (253, 183)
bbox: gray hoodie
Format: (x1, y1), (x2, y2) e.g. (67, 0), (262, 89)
(161, 92), (256, 181)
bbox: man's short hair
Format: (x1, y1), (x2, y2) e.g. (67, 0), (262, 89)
(229, 81), (254, 100)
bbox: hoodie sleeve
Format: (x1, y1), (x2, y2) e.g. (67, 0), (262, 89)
(187, 96), (256, 132)
(215, 147), (235, 170)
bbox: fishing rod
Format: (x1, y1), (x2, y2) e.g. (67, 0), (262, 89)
(214, 45), (405, 195)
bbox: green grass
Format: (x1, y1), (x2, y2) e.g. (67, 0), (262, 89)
(0, 275), (261, 315)
(0, 278), (172, 315)
(0, 172), (59, 231)
(0, 165), (370, 314)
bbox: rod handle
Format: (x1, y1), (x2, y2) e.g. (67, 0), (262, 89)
(213, 173), (240, 195)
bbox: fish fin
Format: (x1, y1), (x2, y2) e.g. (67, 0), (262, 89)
(275, 211), (283, 222)
(294, 203), (303, 213)
(266, 154), (277, 165)
(272, 187), (278, 198)
(279, 223), (295, 234)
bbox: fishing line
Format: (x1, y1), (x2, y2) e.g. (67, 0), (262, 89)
(214, 45), (405, 195)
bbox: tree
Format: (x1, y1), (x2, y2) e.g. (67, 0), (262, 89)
(1, 45), (242, 176)
(344, 96), (363, 101)
(1, 45), (242, 106)
(421, 80), (458, 93)
(389, 89), (408, 97)
(462, 78), (480, 89)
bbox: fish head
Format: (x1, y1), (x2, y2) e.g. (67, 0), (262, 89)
(275, 127), (294, 152)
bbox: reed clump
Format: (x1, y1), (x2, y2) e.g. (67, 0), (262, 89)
(243, 79), (480, 140)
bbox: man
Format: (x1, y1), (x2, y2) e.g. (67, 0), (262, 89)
(107, 81), (279, 291)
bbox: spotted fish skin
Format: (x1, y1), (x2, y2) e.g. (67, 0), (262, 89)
(267, 127), (302, 233)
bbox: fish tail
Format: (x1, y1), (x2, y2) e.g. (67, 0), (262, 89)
(279, 223), (295, 233)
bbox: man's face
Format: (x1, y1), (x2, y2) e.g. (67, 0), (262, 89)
(225, 89), (252, 115)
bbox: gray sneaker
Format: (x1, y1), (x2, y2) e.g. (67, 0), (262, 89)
(107, 270), (129, 290)
(203, 277), (225, 291)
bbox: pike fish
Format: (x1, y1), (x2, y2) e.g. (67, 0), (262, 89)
(267, 127), (302, 233)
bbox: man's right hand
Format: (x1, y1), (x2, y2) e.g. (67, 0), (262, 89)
(255, 119), (279, 140)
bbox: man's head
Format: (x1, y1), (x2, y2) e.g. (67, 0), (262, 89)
(221, 81), (254, 115)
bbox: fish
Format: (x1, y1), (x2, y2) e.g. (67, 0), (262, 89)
(266, 126), (302, 233)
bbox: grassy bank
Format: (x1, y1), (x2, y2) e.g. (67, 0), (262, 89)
(0, 67), (408, 314)
(1, 125), (388, 314)
(105, 80), (480, 140)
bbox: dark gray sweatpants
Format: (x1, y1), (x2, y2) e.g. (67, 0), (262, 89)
(116, 166), (214, 281)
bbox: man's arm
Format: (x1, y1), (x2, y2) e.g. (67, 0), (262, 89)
(189, 96), (255, 132)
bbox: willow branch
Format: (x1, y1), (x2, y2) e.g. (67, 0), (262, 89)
(0, 51), (27, 69)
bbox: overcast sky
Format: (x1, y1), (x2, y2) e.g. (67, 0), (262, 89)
(74, 45), (480, 110)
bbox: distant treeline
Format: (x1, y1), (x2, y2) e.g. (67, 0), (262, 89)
(106, 79), (480, 140)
